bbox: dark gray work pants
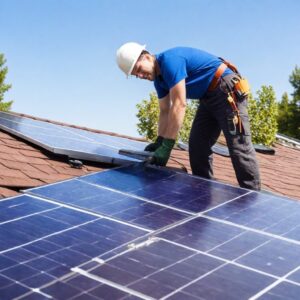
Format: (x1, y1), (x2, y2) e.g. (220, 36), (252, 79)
(189, 74), (261, 191)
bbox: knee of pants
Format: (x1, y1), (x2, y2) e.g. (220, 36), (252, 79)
(227, 135), (255, 156)
(190, 155), (213, 179)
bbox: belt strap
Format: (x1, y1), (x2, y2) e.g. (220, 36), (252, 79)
(208, 63), (227, 92)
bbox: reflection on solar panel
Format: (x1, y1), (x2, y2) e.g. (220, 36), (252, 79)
(0, 164), (291, 299)
(1, 166), (300, 298)
(0, 112), (147, 164)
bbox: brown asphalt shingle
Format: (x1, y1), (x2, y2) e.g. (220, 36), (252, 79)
(168, 142), (300, 200)
(0, 129), (105, 198)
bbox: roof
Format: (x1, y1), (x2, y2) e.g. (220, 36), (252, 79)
(0, 111), (299, 200)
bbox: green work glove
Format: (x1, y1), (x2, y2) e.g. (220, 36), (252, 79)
(151, 138), (175, 166)
(144, 136), (164, 152)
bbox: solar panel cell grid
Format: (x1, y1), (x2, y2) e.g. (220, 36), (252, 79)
(0, 195), (148, 299)
(27, 175), (191, 230)
(259, 282), (300, 299)
(79, 165), (249, 213)
(75, 239), (278, 300)
(205, 192), (300, 240)
(1, 158), (300, 298)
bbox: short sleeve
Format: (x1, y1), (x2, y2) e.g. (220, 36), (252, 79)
(154, 80), (169, 99)
(161, 56), (187, 89)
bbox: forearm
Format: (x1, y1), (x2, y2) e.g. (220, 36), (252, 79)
(158, 110), (169, 136)
(164, 102), (186, 140)
(158, 79), (186, 140)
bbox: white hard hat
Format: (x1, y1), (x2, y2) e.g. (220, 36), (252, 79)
(116, 42), (146, 76)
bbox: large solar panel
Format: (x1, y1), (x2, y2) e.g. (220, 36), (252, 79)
(0, 112), (147, 164)
(20, 164), (300, 299)
(1, 164), (300, 298)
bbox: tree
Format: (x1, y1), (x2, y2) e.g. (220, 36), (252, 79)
(0, 54), (13, 111)
(248, 85), (278, 146)
(136, 92), (160, 142)
(289, 65), (300, 98)
(277, 92), (293, 134)
(136, 92), (197, 143)
(276, 66), (300, 139)
(288, 66), (300, 138)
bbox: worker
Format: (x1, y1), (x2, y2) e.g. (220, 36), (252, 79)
(116, 42), (261, 191)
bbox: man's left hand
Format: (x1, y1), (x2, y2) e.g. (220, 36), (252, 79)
(151, 138), (175, 166)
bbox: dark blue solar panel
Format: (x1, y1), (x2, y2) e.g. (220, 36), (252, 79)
(1, 159), (300, 298)
(158, 216), (245, 252)
(0, 195), (148, 298)
(65, 125), (148, 150)
(0, 282), (30, 299)
(205, 192), (300, 240)
(288, 269), (300, 283)
(26, 174), (191, 230)
(0, 195), (56, 223)
(259, 282), (300, 299)
(235, 239), (300, 276)
(179, 264), (274, 300)
(0, 111), (146, 164)
(76, 239), (277, 299)
(79, 164), (249, 213)
(35, 273), (143, 300)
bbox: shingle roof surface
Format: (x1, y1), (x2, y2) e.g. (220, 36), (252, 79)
(0, 130), (104, 198)
(0, 112), (299, 200)
(168, 143), (300, 200)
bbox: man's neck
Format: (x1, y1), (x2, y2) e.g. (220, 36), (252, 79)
(154, 56), (161, 78)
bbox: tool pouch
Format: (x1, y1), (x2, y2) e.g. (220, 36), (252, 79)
(227, 112), (241, 135)
(234, 78), (250, 99)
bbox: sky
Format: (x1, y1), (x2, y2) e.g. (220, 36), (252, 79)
(1, 0), (299, 137)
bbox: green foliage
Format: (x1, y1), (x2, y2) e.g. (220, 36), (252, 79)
(289, 65), (300, 99)
(276, 66), (300, 139)
(277, 92), (293, 134)
(136, 92), (160, 141)
(287, 98), (300, 139)
(179, 99), (198, 143)
(288, 66), (300, 138)
(0, 54), (13, 111)
(248, 85), (278, 146)
(136, 92), (198, 143)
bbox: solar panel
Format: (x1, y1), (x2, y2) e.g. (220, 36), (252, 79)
(0, 194), (148, 299)
(205, 192), (300, 240)
(0, 112), (147, 164)
(78, 164), (249, 213)
(1, 162), (300, 298)
(26, 173), (191, 230)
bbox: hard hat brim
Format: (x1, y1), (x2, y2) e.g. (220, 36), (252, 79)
(127, 44), (146, 76)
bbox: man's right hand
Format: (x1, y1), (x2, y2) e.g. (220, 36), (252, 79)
(144, 136), (164, 152)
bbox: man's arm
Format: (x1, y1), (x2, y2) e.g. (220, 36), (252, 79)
(158, 94), (171, 137)
(164, 79), (187, 139)
(150, 79), (186, 166)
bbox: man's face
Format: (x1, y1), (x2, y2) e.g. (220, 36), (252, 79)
(131, 54), (156, 81)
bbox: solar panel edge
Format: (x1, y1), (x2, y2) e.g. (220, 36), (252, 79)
(0, 123), (56, 154)
(0, 122), (140, 165)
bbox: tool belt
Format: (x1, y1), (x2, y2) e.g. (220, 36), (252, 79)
(208, 58), (251, 135)
(207, 58), (250, 98)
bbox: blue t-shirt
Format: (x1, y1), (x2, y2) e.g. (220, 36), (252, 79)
(154, 47), (232, 99)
